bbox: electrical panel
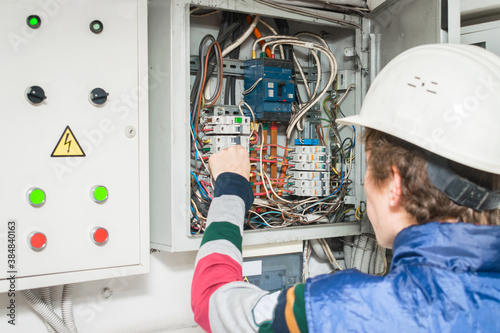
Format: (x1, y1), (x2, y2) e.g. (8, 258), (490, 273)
(149, 0), (444, 252)
(0, 0), (149, 291)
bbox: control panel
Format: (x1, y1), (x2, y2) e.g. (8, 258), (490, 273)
(0, 0), (149, 291)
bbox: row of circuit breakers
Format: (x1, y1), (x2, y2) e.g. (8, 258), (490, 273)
(202, 57), (331, 197)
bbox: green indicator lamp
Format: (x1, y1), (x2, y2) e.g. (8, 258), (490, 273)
(90, 20), (104, 34)
(235, 117), (242, 123)
(92, 185), (108, 203)
(27, 15), (41, 29)
(27, 188), (46, 207)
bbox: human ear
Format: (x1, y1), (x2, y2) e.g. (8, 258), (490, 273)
(389, 166), (403, 207)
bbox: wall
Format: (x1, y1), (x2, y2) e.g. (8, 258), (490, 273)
(0, 251), (204, 332)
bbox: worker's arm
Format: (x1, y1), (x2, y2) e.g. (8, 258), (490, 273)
(191, 146), (308, 333)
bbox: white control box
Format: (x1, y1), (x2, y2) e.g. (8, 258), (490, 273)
(0, 0), (149, 291)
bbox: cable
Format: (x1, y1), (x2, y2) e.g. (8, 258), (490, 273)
(222, 15), (260, 57)
(242, 77), (262, 95)
(40, 287), (56, 333)
(62, 284), (78, 333)
(22, 290), (71, 333)
(253, 0), (362, 30)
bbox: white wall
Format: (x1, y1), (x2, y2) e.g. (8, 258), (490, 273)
(0, 251), (204, 333)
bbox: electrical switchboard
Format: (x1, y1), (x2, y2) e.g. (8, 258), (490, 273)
(0, 0), (149, 291)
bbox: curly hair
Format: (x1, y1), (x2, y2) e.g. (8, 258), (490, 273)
(364, 128), (500, 226)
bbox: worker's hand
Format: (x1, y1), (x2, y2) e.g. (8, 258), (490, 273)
(209, 145), (250, 182)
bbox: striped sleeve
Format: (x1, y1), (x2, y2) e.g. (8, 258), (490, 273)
(191, 172), (255, 332)
(257, 283), (308, 333)
(191, 172), (308, 333)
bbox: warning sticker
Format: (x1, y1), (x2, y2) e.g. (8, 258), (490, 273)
(51, 126), (86, 157)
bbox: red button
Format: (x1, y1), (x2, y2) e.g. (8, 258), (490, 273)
(92, 227), (109, 245)
(29, 232), (47, 250)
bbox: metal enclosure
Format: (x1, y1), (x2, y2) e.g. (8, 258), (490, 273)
(149, 0), (443, 252)
(0, 0), (150, 291)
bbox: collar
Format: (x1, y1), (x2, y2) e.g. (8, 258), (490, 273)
(391, 222), (500, 273)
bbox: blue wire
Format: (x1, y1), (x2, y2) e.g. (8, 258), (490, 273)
(190, 170), (209, 200)
(346, 126), (356, 154)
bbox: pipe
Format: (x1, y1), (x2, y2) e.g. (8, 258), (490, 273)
(39, 287), (56, 333)
(62, 284), (79, 333)
(22, 290), (70, 333)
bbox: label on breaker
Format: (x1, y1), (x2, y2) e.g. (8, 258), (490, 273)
(208, 136), (250, 153)
(289, 171), (330, 180)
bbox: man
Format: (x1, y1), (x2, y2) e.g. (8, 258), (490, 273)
(191, 44), (500, 332)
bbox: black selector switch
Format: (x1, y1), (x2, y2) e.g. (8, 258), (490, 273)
(26, 86), (46, 105)
(90, 88), (109, 106)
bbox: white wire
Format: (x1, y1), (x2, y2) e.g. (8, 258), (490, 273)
(257, 20), (285, 59)
(283, 41), (337, 138)
(336, 84), (355, 106)
(252, 35), (299, 54)
(222, 15), (260, 57)
(295, 32), (329, 49)
(242, 77), (262, 95)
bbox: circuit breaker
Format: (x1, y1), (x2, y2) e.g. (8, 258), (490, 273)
(0, 0), (149, 291)
(149, 0), (444, 252)
(244, 58), (295, 121)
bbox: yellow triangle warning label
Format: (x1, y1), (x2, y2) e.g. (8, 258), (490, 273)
(243, 277), (249, 283)
(51, 126), (86, 157)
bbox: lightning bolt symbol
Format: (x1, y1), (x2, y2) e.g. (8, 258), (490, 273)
(64, 133), (72, 153)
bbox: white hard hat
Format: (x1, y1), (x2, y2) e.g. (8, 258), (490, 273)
(337, 43), (500, 175)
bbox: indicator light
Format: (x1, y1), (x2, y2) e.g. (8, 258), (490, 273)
(90, 20), (103, 34)
(91, 185), (108, 203)
(27, 188), (46, 207)
(235, 117), (242, 123)
(27, 15), (41, 29)
(91, 227), (109, 245)
(28, 232), (47, 250)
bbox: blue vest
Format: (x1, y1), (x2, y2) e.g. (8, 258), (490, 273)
(305, 222), (500, 332)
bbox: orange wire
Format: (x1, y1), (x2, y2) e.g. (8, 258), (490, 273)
(246, 15), (272, 58)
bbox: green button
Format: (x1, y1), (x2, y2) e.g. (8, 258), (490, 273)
(235, 117), (242, 123)
(28, 188), (46, 207)
(92, 186), (108, 203)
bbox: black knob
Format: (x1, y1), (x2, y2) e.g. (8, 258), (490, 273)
(90, 88), (109, 106)
(26, 86), (46, 105)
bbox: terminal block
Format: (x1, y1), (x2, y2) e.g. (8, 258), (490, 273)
(289, 145), (331, 196)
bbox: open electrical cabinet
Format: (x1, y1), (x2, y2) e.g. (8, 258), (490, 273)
(149, 0), (445, 252)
